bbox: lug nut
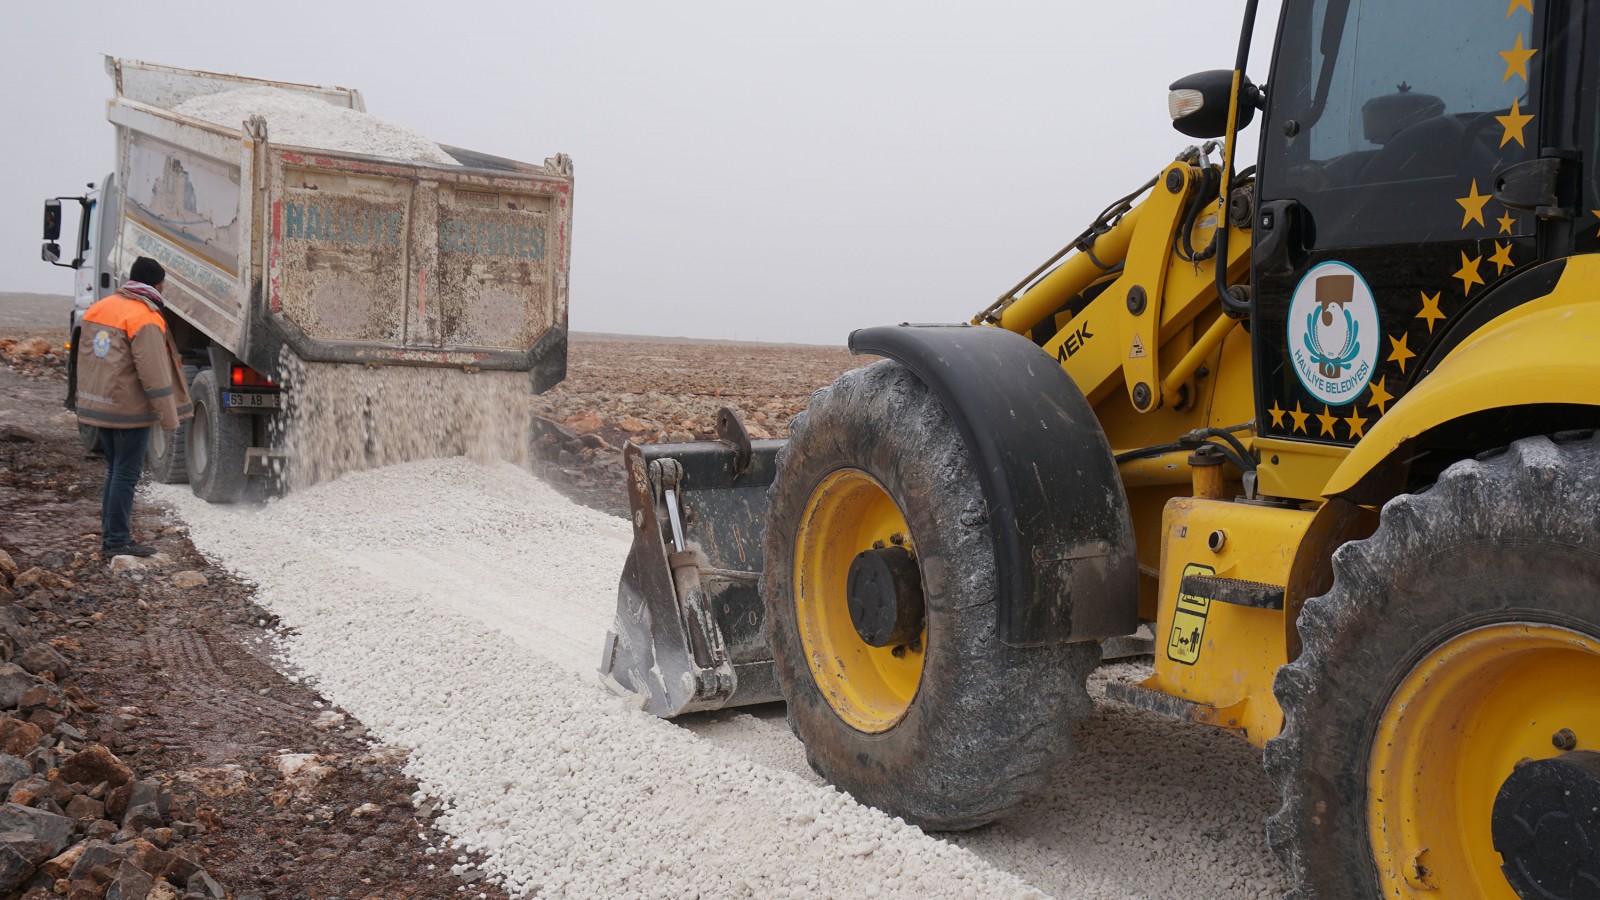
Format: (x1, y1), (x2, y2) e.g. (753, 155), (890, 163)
(889, 533), (905, 545)
(1554, 728), (1578, 751)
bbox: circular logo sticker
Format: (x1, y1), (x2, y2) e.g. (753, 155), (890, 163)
(1288, 262), (1380, 406)
(92, 330), (112, 358)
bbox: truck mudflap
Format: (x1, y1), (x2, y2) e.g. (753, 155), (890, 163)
(600, 412), (785, 717)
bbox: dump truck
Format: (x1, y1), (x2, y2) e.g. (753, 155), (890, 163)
(603, 1), (1600, 896)
(41, 57), (572, 500)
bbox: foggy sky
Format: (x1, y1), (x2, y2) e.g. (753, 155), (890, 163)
(4, 1), (1277, 345)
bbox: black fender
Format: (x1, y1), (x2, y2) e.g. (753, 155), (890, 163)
(848, 324), (1138, 646)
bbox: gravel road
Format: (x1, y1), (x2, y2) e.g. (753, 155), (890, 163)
(154, 455), (1288, 898)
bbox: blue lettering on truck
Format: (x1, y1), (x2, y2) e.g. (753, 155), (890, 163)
(283, 202), (544, 262)
(440, 220), (545, 261)
(283, 202), (405, 247)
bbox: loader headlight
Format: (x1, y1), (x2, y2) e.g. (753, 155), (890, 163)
(1168, 89), (1206, 122)
(1168, 69), (1260, 139)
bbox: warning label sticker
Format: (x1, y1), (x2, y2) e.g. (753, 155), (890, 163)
(1167, 563), (1214, 666)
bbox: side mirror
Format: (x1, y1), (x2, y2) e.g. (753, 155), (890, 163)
(1169, 70), (1261, 139)
(41, 243), (61, 264)
(43, 200), (62, 241)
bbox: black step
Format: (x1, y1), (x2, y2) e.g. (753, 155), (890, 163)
(1179, 573), (1285, 610)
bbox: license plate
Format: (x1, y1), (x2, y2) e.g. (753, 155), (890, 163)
(224, 391), (280, 409)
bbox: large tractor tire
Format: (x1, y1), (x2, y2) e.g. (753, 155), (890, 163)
(145, 366), (197, 484)
(762, 360), (1100, 832)
(186, 369), (250, 503)
(1267, 433), (1600, 899)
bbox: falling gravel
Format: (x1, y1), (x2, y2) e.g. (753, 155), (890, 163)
(150, 457), (1288, 898)
(173, 86), (459, 165)
(276, 359), (531, 490)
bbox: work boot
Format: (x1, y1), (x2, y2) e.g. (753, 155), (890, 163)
(104, 542), (157, 558)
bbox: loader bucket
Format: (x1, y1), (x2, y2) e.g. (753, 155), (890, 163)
(600, 422), (786, 718)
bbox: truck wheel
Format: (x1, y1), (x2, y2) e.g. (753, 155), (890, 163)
(144, 366), (197, 484)
(762, 360), (1100, 831)
(186, 369), (250, 503)
(1267, 433), (1600, 898)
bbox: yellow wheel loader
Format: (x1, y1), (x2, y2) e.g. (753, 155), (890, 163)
(599, 0), (1600, 895)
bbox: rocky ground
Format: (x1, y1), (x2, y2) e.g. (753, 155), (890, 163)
(0, 332), (510, 900)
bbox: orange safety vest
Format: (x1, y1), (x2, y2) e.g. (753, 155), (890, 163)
(75, 291), (193, 430)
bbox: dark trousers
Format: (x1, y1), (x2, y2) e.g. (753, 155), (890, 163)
(100, 426), (149, 550)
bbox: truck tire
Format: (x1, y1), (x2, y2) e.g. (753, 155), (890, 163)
(762, 360), (1100, 831)
(186, 369), (250, 503)
(1267, 433), (1600, 898)
(144, 365), (198, 484)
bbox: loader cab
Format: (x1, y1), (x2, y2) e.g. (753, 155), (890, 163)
(1250, 0), (1570, 454)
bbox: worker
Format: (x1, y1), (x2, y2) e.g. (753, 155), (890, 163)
(75, 257), (193, 557)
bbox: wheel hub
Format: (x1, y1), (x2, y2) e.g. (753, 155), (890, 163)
(1493, 750), (1600, 899)
(846, 546), (923, 648)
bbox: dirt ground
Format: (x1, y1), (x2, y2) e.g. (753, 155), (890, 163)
(0, 304), (862, 899)
(1, 317), (512, 900)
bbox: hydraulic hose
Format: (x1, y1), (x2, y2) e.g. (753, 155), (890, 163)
(1215, 0), (1262, 320)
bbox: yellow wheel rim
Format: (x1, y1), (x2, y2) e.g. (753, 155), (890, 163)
(794, 468), (926, 733)
(1369, 622), (1600, 897)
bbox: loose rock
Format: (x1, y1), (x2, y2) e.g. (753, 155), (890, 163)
(16, 644), (70, 678)
(108, 557), (146, 575)
(169, 571), (207, 590)
(60, 744), (133, 789)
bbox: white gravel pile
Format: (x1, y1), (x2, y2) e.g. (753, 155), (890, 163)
(149, 460), (1037, 898)
(173, 87), (458, 165)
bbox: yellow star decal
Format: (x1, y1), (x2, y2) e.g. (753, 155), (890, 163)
(1367, 377), (1395, 416)
(1456, 179), (1492, 229)
(1499, 212), (1518, 235)
(1498, 97), (1535, 148)
(1289, 402), (1310, 435)
(1501, 33), (1537, 82)
(1507, 0), (1534, 15)
(1454, 251), (1486, 295)
(1267, 401), (1286, 429)
(1416, 292), (1447, 333)
(1490, 241), (1515, 275)
(1388, 333), (1416, 374)
(1345, 410), (1369, 440)
(1317, 406), (1340, 438)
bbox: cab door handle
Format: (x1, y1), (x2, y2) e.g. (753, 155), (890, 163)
(1254, 199), (1303, 276)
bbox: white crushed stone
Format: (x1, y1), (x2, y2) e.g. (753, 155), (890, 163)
(150, 460), (1038, 898)
(172, 86), (458, 165)
(151, 455), (1288, 898)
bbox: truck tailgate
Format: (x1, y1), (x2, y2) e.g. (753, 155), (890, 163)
(266, 146), (571, 385)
